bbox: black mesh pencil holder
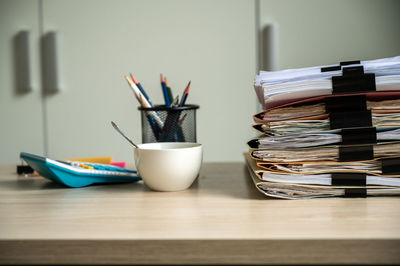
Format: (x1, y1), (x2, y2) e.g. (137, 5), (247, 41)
(138, 104), (199, 143)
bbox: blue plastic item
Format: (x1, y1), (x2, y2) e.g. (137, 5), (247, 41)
(20, 152), (141, 188)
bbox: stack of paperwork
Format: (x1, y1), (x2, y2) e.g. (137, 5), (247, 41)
(246, 56), (400, 199)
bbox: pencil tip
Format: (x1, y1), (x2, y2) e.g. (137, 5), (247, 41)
(185, 81), (191, 93)
(125, 76), (132, 84)
(130, 73), (139, 84)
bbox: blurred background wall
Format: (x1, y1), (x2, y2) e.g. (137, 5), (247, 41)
(1, 0), (399, 163)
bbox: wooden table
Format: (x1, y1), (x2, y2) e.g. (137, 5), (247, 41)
(0, 163), (399, 265)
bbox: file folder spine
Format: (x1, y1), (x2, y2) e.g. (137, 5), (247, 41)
(248, 139), (259, 149)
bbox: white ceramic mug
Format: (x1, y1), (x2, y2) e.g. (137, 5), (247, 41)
(134, 142), (203, 191)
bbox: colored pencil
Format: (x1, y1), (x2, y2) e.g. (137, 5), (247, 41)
(125, 76), (141, 101)
(165, 78), (174, 105)
(138, 93), (164, 128)
(139, 94), (160, 139)
(179, 81), (191, 106)
(178, 113), (188, 126)
(130, 73), (153, 106)
(125, 76), (163, 128)
(172, 95), (180, 107)
(177, 113), (187, 142)
(160, 74), (170, 106)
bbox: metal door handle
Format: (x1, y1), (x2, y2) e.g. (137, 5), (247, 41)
(262, 23), (278, 71)
(14, 30), (33, 93)
(41, 31), (61, 94)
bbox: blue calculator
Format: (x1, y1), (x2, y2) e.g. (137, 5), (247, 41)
(20, 152), (141, 188)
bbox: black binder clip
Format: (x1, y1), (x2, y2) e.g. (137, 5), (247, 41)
(340, 60), (361, 66)
(321, 65), (341, 72)
(332, 66), (376, 94)
(340, 127), (377, 145)
(339, 145), (374, 162)
(325, 94), (373, 130)
(333, 174), (367, 197)
(332, 173), (367, 186)
(321, 60), (361, 72)
(324, 94), (367, 113)
(16, 165), (34, 175)
(344, 188), (367, 198)
(381, 157), (400, 175)
(329, 110), (372, 129)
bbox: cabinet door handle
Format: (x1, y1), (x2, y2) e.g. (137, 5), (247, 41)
(41, 31), (61, 94)
(14, 30), (33, 93)
(262, 23), (278, 71)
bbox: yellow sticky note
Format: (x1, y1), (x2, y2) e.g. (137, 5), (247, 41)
(66, 156), (113, 164)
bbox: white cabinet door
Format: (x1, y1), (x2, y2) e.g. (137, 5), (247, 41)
(42, 0), (256, 162)
(0, 0), (44, 163)
(258, 0), (400, 70)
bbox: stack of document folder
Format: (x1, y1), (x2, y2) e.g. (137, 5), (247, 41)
(246, 56), (400, 199)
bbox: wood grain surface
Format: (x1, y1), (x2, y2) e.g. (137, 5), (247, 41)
(0, 163), (399, 264)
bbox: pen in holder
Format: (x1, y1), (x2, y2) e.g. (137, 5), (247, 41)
(138, 104), (199, 143)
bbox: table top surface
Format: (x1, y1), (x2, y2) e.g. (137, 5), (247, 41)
(0, 162), (399, 241)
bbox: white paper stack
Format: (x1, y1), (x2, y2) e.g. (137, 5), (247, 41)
(254, 56), (400, 110)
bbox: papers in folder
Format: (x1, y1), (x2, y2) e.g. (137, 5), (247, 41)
(250, 128), (400, 149)
(255, 115), (400, 135)
(245, 153), (400, 200)
(252, 96), (400, 135)
(251, 142), (400, 162)
(254, 56), (400, 110)
(247, 55), (400, 199)
(255, 97), (400, 123)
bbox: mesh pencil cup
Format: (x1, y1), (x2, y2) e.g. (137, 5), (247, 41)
(138, 104), (199, 143)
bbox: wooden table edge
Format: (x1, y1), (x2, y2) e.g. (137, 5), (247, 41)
(1, 239), (399, 265)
